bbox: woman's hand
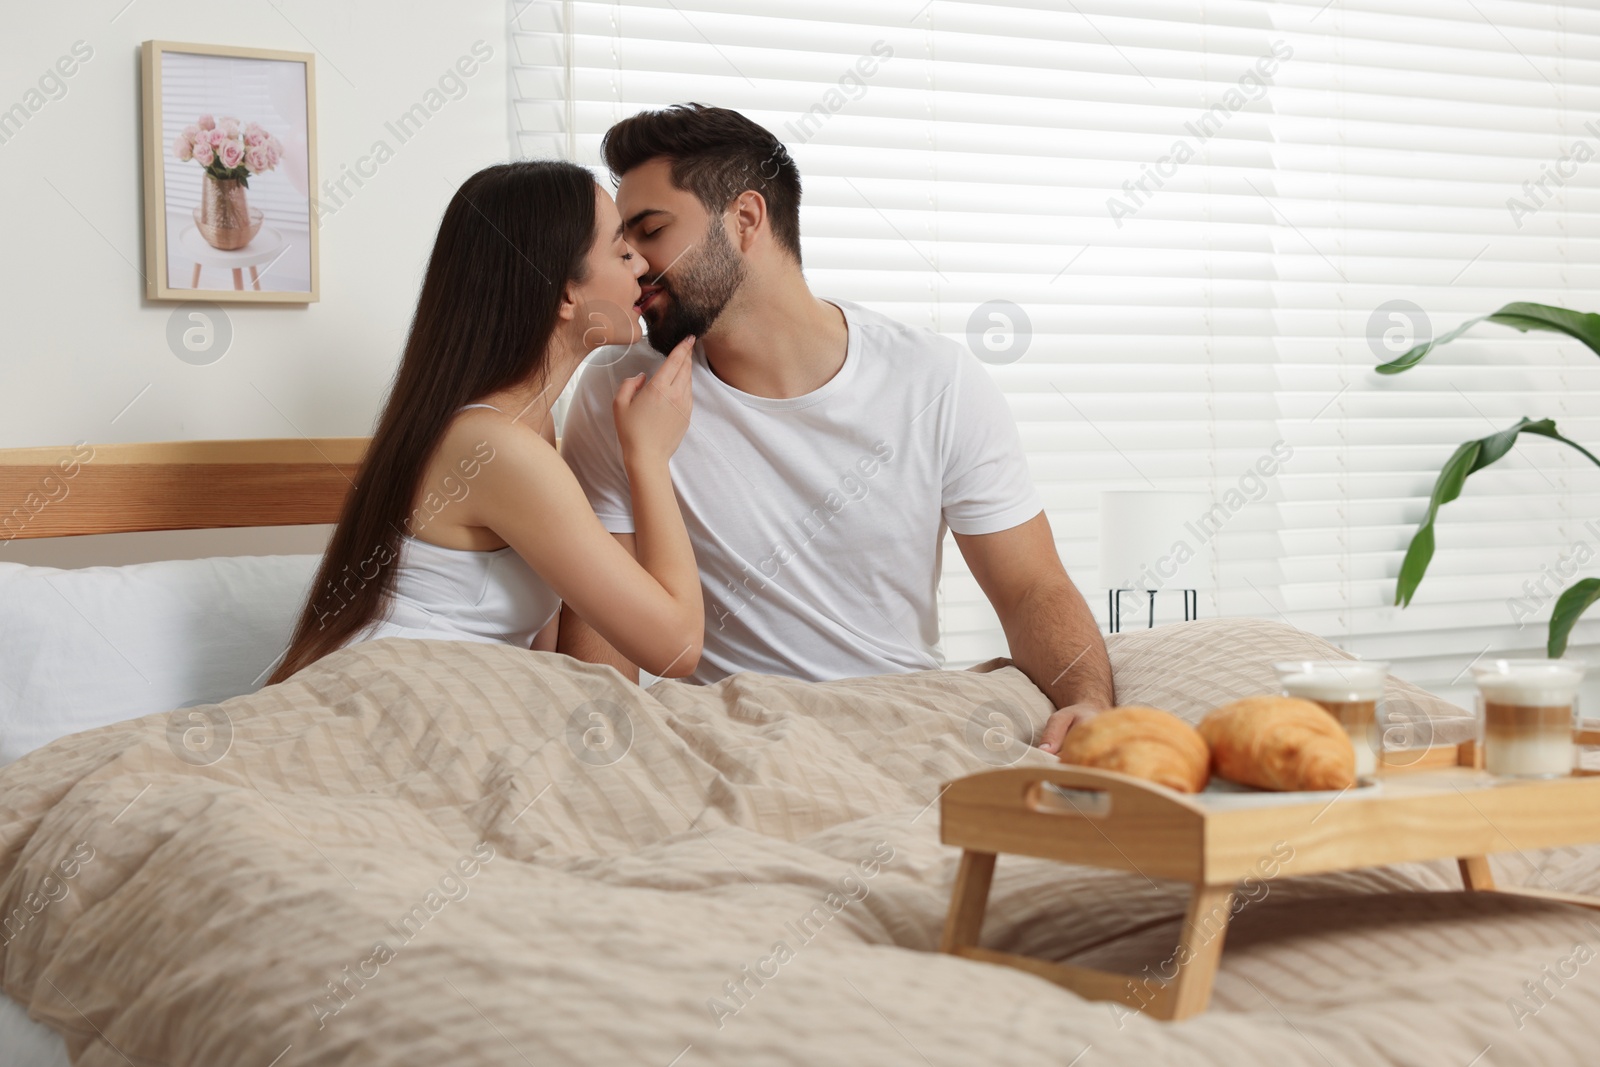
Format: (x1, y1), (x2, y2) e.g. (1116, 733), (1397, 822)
(613, 334), (695, 467)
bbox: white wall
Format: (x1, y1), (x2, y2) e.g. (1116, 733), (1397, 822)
(2, 2), (506, 565)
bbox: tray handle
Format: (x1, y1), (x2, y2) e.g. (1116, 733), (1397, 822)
(943, 763), (1208, 818)
(939, 764), (1209, 879)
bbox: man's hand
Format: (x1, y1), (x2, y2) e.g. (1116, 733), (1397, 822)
(1037, 703), (1103, 756)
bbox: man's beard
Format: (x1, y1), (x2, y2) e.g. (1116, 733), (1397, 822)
(643, 217), (745, 355)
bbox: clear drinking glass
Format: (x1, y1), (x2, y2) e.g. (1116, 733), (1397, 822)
(1273, 661), (1389, 779)
(1469, 659), (1585, 779)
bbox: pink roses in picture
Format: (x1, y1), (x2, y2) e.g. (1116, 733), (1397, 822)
(172, 114), (282, 186)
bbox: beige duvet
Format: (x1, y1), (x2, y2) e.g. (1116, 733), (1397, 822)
(3, 619), (1600, 1065)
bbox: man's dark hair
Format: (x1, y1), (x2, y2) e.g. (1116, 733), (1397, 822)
(602, 103), (803, 264)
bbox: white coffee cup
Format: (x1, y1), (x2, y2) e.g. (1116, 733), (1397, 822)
(1273, 660), (1388, 779)
(1470, 659), (1585, 779)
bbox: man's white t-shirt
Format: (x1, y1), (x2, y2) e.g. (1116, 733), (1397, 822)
(561, 298), (1043, 684)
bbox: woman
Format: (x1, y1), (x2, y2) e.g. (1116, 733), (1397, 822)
(270, 160), (701, 683)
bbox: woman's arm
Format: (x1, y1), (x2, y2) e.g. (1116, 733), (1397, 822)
(462, 340), (702, 676)
(466, 437), (701, 676)
(554, 537), (642, 682)
(620, 453), (699, 674)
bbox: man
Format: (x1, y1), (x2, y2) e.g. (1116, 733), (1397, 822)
(558, 103), (1112, 752)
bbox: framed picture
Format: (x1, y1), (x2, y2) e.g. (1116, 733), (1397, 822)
(140, 40), (319, 303)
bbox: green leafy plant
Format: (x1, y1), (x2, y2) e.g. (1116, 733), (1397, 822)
(1379, 302), (1600, 656)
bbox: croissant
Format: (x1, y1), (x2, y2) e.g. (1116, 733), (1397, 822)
(1199, 695), (1355, 791)
(1058, 705), (1210, 793)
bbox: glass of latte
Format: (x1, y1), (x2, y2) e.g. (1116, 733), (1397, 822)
(1273, 660), (1389, 779)
(1469, 660), (1585, 779)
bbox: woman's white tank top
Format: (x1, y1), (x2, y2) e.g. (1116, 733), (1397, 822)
(345, 404), (561, 650)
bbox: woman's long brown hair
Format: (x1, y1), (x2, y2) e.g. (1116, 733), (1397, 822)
(269, 160), (597, 684)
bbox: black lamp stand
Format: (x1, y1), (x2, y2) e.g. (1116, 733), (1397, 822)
(1108, 588), (1198, 634)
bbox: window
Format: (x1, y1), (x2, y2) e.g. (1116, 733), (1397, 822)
(512, 0), (1600, 698)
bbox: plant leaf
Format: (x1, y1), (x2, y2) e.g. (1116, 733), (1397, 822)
(1520, 418), (1600, 470)
(1375, 301), (1600, 374)
(1549, 578), (1600, 658)
(1395, 438), (1481, 607)
(1376, 314), (1490, 375)
(1394, 417), (1600, 606)
(1393, 521), (1438, 610)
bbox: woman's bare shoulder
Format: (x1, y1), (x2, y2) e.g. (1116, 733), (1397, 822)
(408, 409), (574, 548)
(438, 408), (556, 465)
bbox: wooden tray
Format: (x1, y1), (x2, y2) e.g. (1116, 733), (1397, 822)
(937, 738), (1600, 1020)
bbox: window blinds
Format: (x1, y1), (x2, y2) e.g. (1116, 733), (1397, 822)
(511, 0), (1600, 697)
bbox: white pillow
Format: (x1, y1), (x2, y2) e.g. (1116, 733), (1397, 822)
(0, 555), (318, 766)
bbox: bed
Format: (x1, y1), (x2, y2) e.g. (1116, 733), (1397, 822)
(0, 437), (356, 1064)
(3, 439), (1600, 1066)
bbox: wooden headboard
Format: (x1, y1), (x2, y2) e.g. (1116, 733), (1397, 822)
(0, 438), (368, 540)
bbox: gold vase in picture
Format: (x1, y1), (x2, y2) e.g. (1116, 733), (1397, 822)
(197, 174), (262, 250)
